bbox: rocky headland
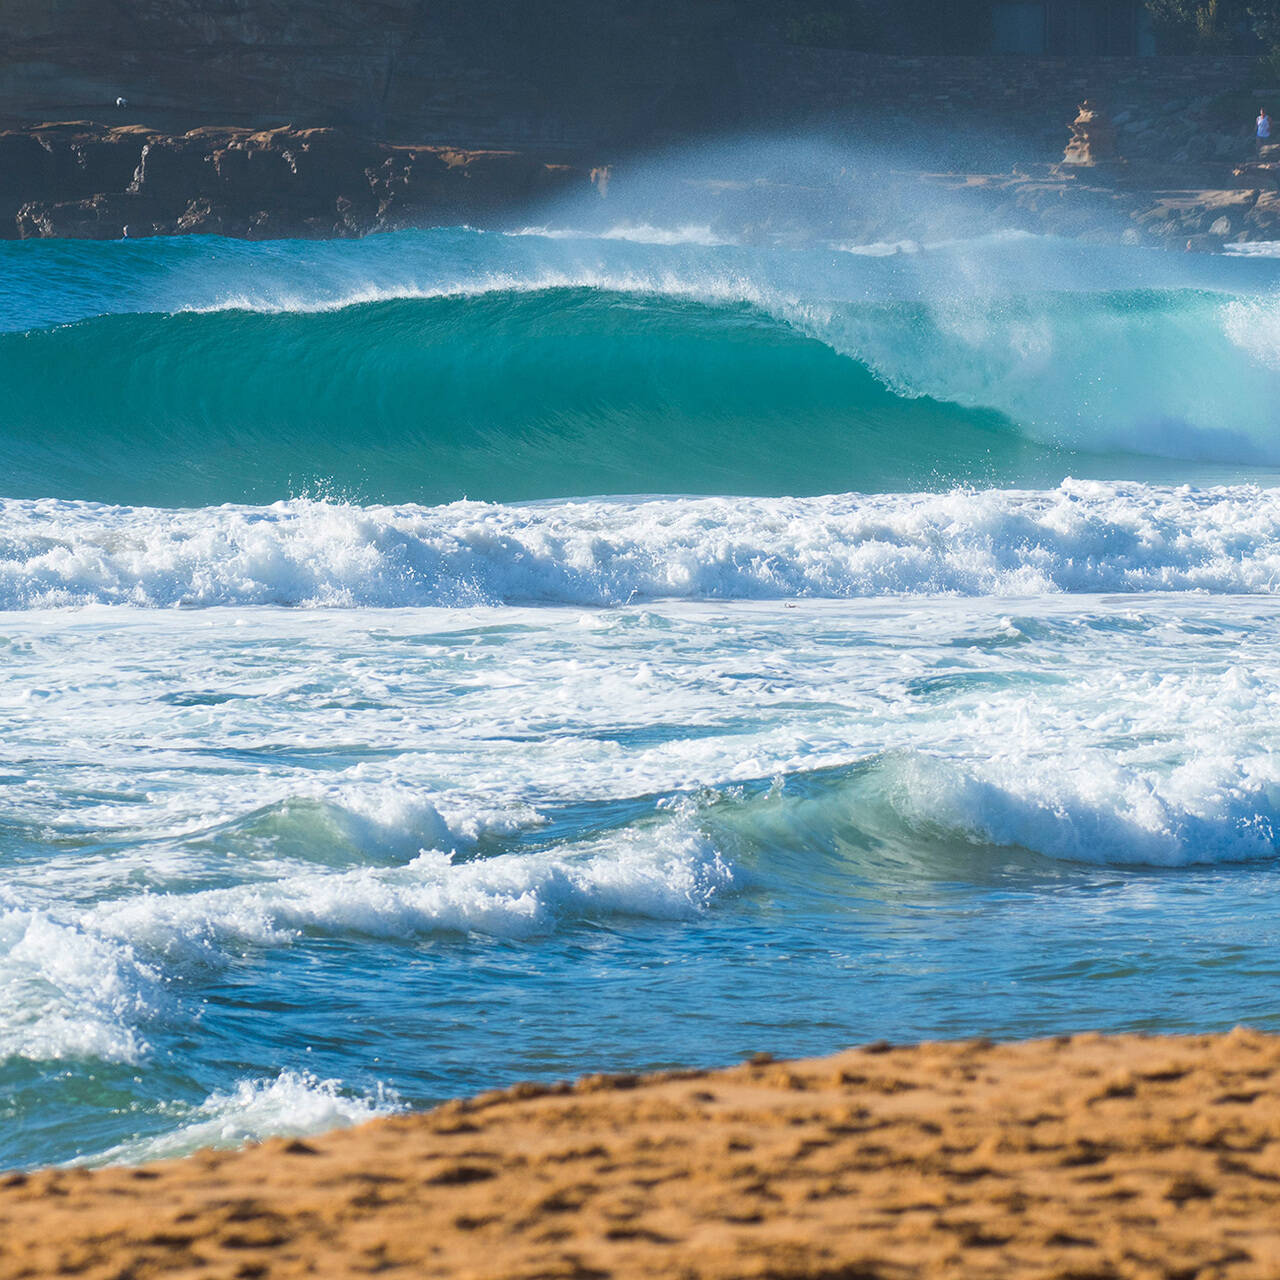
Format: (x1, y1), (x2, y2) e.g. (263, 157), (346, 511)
(5, 1), (1280, 248)
(0, 124), (596, 241)
(5, 1031), (1280, 1279)
(7, 110), (1280, 249)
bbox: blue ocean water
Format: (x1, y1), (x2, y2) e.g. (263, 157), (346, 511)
(5, 224), (1280, 1171)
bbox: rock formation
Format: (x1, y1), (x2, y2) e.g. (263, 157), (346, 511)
(1063, 99), (1119, 166)
(3, 125), (590, 240)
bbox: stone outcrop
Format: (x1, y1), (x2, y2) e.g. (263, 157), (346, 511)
(11, 118), (1280, 248)
(4, 124), (591, 240)
(1063, 100), (1119, 166)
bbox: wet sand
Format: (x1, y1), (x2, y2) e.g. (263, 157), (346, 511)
(5, 1030), (1280, 1279)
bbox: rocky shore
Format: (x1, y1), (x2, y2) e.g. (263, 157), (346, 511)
(0, 124), (596, 241)
(4, 1031), (1280, 1279)
(9, 117), (1280, 250)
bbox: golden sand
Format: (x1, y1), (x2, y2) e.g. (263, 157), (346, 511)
(6, 1031), (1280, 1279)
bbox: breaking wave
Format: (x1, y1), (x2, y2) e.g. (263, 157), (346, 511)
(3, 480), (1280, 608)
(4, 271), (1280, 507)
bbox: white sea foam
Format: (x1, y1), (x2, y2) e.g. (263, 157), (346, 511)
(4, 481), (1280, 609)
(91, 827), (733, 956)
(1224, 241), (1280, 257)
(1222, 295), (1280, 369)
(187, 265), (772, 316)
(0, 899), (163, 1064)
(886, 751), (1280, 867)
(831, 231), (1036, 257)
(1, 817), (732, 1066)
(86, 1071), (401, 1166)
(511, 223), (732, 246)
(833, 239), (925, 257)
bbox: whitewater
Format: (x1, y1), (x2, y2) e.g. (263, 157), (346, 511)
(5, 222), (1280, 1172)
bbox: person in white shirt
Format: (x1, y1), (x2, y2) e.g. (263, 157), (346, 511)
(1258, 109), (1271, 157)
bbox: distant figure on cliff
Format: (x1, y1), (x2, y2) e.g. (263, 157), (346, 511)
(1257, 109), (1271, 157)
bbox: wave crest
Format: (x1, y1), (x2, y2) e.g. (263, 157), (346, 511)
(7, 274), (1280, 507)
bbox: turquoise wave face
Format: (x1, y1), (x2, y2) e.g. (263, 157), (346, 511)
(0, 289), (1050, 506)
(5, 228), (1280, 506)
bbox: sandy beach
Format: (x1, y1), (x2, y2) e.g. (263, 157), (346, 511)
(5, 1030), (1280, 1279)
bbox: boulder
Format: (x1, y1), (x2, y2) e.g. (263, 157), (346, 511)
(1063, 101), (1118, 167)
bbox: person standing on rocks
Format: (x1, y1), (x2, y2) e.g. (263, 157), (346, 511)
(1257, 108), (1271, 157)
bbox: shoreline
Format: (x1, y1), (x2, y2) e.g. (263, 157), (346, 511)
(6, 1030), (1280, 1278)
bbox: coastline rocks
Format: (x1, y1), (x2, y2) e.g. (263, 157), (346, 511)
(4, 123), (591, 240)
(10, 119), (1280, 249)
(17, 192), (163, 239)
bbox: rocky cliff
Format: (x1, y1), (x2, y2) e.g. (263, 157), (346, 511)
(11, 118), (1280, 248)
(0, 123), (594, 240)
(2, 2), (1257, 153)
(4, 3), (1278, 246)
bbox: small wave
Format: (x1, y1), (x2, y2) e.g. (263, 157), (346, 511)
(199, 787), (543, 868)
(84, 1071), (401, 1167)
(702, 749), (1280, 871)
(91, 827), (733, 958)
(1, 818), (733, 1066)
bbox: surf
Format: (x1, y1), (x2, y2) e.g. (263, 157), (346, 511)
(3, 480), (1280, 608)
(0, 288), (1046, 506)
(5, 229), (1280, 507)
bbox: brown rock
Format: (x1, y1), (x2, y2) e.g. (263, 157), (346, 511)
(173, 196), (224, 236)
(1063, 99), (1118, 167)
